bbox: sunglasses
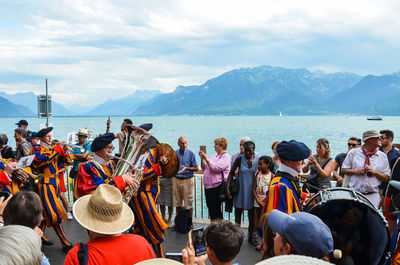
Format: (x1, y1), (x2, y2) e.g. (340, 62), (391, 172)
(347, 143), (357, 147)
(379, 136), (387, 140)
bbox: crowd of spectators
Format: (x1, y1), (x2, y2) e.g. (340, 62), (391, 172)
(2, 118), (400, 264)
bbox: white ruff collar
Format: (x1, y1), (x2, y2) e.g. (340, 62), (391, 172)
(94, 153), (109, 165)
(40, 141), (52, 149)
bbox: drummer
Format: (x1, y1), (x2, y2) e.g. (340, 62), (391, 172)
(74, 133), (139, 198)
(265, 140), (310, 214)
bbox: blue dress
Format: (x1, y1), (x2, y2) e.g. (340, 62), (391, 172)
(233, 154), (259, 210)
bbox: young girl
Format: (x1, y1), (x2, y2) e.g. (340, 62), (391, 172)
(252, 156), (274, 248)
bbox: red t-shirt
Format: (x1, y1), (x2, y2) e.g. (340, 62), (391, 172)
(64, 234), (155, 265)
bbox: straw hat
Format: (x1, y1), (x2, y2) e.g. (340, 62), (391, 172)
(255, 255), (334, 265)
(73, 184), (134, 235)
(136, 258), (183, 265)
(77, 128), (89, 136)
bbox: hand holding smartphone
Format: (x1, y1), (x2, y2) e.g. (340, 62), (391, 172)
(189, 228), (207, 256)
(200, 145), (206, 154)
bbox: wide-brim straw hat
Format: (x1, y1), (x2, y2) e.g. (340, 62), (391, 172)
(136, 258), (183, 265)
(73, 184), (134, 235)
(77, 128), (89, 136)
(255, 255), (334, 264)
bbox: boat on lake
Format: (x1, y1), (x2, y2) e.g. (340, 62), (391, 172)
(367, 115), (383, 120)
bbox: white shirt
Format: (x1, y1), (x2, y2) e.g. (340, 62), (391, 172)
(278, 163), (299, 177)
(93, 153), (109, 165)
(342, 147), (391, 193)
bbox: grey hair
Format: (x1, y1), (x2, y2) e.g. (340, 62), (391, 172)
(0, 225), (42, 265)
(14, 127), (27, 138)
(240, 137), (251, 143)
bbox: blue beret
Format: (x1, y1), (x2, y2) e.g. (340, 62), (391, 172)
(91, 133), (115, 152)
(37, 127), (53, 138)
(139, 123), (152, 131)
(277, 140), (310, 161)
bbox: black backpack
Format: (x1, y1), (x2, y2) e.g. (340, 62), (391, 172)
(174, 209), (189, 233)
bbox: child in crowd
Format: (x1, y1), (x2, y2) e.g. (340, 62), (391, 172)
(259, 213), (274, 260)
(252, 156), (274, 249)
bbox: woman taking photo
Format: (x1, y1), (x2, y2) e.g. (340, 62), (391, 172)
(199, 137), (231, 220)
(302, 138), (336, 193)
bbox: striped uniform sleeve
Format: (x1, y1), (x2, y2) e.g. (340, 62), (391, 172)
(265, 178), (301, 214)
(33, 146), (62, 167)
(0, 170), (11, 186)
(76, 163), (126, 197)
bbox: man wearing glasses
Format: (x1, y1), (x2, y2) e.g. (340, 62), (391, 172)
(75, 133), (138, 199)
(379, 129), (400, 235)
(332, 137), (359, 186)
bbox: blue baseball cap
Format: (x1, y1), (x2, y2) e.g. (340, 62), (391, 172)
(276, 140), (310, 161)
(15, 120), (28, 126)
(268, 210), (333, 259)
(26, 131), (37, 141)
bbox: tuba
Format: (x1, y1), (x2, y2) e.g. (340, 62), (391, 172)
(112, 127), (159, 203)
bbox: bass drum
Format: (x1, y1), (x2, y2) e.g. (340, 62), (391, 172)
(304, 188), (390, 265)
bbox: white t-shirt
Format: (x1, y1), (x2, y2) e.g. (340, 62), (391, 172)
(254, 171), (272, 207)
(342, 147), (391, 193)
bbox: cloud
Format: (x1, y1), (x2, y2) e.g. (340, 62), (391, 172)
(0, 0), (400, 105)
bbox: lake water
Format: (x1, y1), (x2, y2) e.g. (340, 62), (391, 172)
(2, 115), (399, 220)
(2, 115), (400, 158)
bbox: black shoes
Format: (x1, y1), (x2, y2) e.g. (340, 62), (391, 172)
(42, 239), (54, 246)
(62, 245), (74, 252)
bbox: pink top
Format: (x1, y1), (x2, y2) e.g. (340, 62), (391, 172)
(203, 152), (231, 189)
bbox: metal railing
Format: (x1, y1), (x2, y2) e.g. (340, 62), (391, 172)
(63, 170), (247, 223)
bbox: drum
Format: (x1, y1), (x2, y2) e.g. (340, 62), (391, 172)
(304, 187), (390, 265)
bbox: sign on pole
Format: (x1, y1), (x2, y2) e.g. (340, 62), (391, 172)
(37, 95), (52, 118)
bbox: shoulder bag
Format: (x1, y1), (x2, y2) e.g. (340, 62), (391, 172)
(229, 156), (241, 195)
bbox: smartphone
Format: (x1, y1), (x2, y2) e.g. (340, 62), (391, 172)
(0, 191), (11, 200)
(165, 253), (183, 262)
(200, 145), (206, 154)
(189, 228), (207, 256)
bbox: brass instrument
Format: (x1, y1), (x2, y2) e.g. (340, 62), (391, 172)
(112, 129), (159, 203)
(16, 168), (43, 184)
(111, 155), (147, 203)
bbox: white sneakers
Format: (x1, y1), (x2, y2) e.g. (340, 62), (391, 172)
(67, 211), (73, 220)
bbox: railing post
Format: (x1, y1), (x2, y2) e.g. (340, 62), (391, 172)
(194, 175), (197, 218)
(201, 175), (204, 219)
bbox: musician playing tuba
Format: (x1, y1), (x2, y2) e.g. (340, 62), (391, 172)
(75, 133), (139, 199)
(127, 141), (174, 259)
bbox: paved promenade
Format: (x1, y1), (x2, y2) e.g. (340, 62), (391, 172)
(42, 218), (262, 264)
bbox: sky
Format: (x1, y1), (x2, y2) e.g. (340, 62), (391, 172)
(0, 0), (400, 106)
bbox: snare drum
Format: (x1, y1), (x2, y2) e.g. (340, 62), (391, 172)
(305, 188), (390, 265)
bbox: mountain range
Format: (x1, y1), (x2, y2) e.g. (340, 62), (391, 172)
(1, 65), (400, 117)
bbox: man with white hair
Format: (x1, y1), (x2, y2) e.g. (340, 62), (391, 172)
(231, 137), (251, 165)
(0, 225), (43, 265)
(341, 129), (390, 208)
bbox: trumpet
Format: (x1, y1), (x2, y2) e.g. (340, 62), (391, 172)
(14, 168), (43, 184)
(66, 143), (85, 152)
